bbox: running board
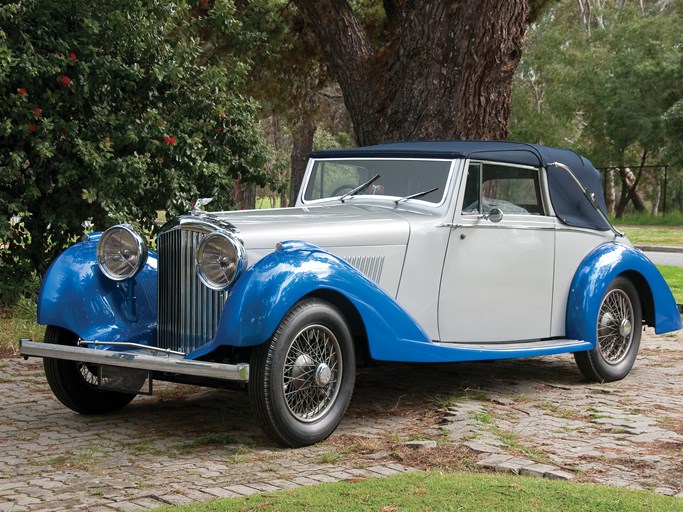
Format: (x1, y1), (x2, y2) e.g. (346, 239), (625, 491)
(435, 338), (590, 352)
(372, 337), (592, 363)
(19, 339), (249, 382)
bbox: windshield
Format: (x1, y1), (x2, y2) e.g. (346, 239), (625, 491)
(303, 159), (452, 204)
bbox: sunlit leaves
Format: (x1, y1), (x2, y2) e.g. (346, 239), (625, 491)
(0, 0), (266, 300)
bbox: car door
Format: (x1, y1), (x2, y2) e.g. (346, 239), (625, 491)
(438, 161), (555, 343)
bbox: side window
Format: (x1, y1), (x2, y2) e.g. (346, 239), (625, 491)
(462, 163), (481, 213)
(462, 162), (544, 215)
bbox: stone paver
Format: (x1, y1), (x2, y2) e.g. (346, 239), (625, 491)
(1, 327), (682, 509)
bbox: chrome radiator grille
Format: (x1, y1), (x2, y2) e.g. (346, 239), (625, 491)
(157, 227), (226, 354)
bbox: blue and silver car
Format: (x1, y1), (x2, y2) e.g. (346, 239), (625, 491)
(21, 141), (681, 447)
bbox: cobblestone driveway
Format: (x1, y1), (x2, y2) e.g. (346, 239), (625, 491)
(1, 328), (682, 511)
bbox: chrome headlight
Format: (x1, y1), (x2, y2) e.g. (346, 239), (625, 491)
(196, 231), (246, 290)
(97, 225), (148, 281)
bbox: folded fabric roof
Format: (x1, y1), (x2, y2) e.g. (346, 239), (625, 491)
(310, 140), (610, 231)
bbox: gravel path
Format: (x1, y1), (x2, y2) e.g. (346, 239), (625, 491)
(1, 327), (682, 510)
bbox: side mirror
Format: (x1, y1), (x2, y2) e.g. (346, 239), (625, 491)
(485, 208), (503, 223)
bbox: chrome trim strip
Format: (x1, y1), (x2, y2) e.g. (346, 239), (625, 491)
(452, 222), (557, 231)
(159, 214), (240, 238)
(434, 338), (586, 350)
(78, 340), (185, 356)
(20, 339), (249, 382)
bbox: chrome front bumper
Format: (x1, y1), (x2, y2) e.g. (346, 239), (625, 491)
(19, 339), (249, 382)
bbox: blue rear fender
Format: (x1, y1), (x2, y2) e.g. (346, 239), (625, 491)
(566, 242), (681, 344)
(188, 241), (432, 360)
(37, 233), (158, 345)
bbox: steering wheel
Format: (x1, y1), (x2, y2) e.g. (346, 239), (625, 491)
(332, 184), (356, 196)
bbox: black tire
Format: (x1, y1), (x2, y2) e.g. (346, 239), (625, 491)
(43, 326), (137, 414)
(574, 276), (642, 382)
(249, 299), (356, 447)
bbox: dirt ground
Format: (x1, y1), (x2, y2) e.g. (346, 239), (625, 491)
(1, 327), (682, 510)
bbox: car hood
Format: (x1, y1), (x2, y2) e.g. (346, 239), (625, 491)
(207, 204), (410, 252)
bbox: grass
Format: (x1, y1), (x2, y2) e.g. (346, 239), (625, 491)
(612, 211), (683, 226)
(657, 265), (683, 304)
(619, 226), (683, 247)
(0, 296), (44, 356)
(611, 211), (683, 247)
(151, 470), (683, 512)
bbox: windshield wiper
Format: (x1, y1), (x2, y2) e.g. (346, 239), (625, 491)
(339, 174), (381, 203)
(394, 187), (439, 205)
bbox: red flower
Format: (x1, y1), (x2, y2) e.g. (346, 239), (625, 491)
(34, 107), (42, 118)
(17, 87), (27, 96)
(69, 51), (77, 62)
(60, 75), (72, 87)
(163, 136), (177, 145)
(28, 123), (37, 133)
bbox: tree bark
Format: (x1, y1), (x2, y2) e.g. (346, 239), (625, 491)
(293, 0), (532, 145)
(605, 168), (615, 214)
(289, 116), (317, 206)
(615, 166), (647, 218)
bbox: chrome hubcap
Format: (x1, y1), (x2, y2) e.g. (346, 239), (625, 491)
(314, 363), (332, 387)
(619, 318), (632, 337)
(282, 325), (342, 422)
(597, 289), (634, 365)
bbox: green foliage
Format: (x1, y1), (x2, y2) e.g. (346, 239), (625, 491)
(0, 0), (267, 303)
(510, 0), (683, 166)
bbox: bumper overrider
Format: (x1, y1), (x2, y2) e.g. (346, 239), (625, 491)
(19, 339), (249, 382)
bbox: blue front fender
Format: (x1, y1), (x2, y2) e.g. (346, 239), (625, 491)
(188, 241), (432, 360)
(566, 242), (681, 344)
(37, 233), (158, 345)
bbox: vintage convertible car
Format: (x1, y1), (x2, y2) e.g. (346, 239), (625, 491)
(21, 141), (681, 447)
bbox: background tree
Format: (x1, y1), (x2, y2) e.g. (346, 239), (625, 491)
(510, 0), (683, 217)
(291, 0), (553, 146)
(0, 0), (267, 303)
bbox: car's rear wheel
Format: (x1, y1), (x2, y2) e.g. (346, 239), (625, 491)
(249, 299), (356, 447)
(574, 276), (642, 382)
(43, 326), (137, 414)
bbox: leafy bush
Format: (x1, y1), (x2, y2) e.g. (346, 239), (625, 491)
(0, 0), (267, 304)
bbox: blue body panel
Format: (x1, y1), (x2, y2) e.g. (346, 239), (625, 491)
(566, 242), (682, 344)
(37, 237), (680, 365)
(188, 241), (593, 363)
(37, 233), (158, 346)
(187, 241), (433, 360)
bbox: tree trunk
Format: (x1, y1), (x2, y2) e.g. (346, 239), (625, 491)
(614, 166), (646, 218)
(605, 168), (615, 215)
(651, 178), (661, 216)
(289, 116), (317, 206)
(293, 0), (531, 145)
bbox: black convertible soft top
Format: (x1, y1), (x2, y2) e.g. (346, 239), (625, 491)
(310, 141), (610, 231)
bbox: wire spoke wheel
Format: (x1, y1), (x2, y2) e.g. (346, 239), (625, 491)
(249, 299), (355, 447)
(597, 288), (634, 365)
(283, 324), (342, 422)
(574, 276), (642, 382)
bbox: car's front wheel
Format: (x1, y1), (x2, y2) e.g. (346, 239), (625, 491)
(574, 276), (642, 382)
(249, 299), (356, 447)
(43, 326), (137, 414)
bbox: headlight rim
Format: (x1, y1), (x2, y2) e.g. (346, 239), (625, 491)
(96, 224), (149, 281)
(195, 230), (246, 291)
